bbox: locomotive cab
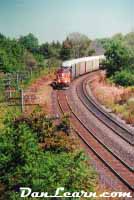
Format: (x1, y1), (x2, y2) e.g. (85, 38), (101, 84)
(55, 67), (71, 89)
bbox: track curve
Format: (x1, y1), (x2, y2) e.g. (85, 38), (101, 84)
(77, 74), (134, 146)
(57, 89), (134, 192)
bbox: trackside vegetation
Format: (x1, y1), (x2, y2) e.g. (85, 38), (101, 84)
(102, 32), (134, 86)
(0, 32), (95, 74)
(92, 32), (134, 124)
(0, 110), (97, 200)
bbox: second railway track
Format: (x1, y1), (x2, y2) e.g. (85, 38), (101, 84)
(76, 73), (134, 146)
(57, 88), (134, 193)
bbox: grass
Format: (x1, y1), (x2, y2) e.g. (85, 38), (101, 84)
(19, 67), (52, 89)
(113, 99), (134, 124)
(90, 71), (134, 125)
(0, 67), (55, 131)
(0, 66), (56, 116)
(0, 103), (20, 130)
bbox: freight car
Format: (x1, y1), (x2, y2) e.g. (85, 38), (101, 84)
(54, 55), (105, 88)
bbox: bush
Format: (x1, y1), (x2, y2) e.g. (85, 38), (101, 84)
(111, 70), (134, 86)
(0, 113), (97, 199)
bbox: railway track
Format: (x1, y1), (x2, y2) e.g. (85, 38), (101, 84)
(76, 74), (134, 146)
(57, 89), (134, 193)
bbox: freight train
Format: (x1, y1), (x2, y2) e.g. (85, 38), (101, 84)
(54, 55), (105, 88)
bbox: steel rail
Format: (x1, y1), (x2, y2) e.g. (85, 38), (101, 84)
(57, 90), (134, 191)
(76, 75), (134, 146)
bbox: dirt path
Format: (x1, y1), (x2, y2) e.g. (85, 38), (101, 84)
(24, 75), (54, 114)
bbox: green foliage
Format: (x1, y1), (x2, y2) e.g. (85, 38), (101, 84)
(0, 122), (40, 198)
(0, 31), (96, 73)
(60, 45), (73, 60)
(0, 113), (97, 199)
(60, 33), (93, 60)
(13, 113), (72, 150)
(68, 32), (92, 58)
(58, 114), (70, 135)
(60, 38), (73, 60)
(24, 51), (37, 69)
(1, 31), (134, 74)
(19, 33), (39, 52)
(0, 33), (45, 73)
(0, 33), (6, 40)
(110, 69), (134, 86)
(100, 32), (134, 56)
(124, 32), (134, 51)
(0, 37), (25, 73)
(33, 52), (44, 65)
(104, 40), (130, 76)
(0, 49), (9, 71)
(112, 33), (124, 42)
(47, 57), (61, 69)
(40, 42), (52, 58)
(40, 41), (61, 59)
(102, 32), (134, 86)
(40, 33), (94, 61)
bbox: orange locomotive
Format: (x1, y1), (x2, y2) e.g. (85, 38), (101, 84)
(55, 67), (71, 88)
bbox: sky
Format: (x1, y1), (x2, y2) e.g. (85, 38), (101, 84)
(0, 0), (134, 43)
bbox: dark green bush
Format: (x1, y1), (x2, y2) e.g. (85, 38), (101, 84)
(111, 70), (134, 86)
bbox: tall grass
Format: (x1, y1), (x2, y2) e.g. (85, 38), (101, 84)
(90, 72), (134, 125)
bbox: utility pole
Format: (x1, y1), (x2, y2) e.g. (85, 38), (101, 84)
(16, 73), (19, 90)
(20, 89), (24, 112)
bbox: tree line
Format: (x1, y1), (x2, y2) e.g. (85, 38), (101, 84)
(1, 30), (134, 87)
(0, 32), (95, 73)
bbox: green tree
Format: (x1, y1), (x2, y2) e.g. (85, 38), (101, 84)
(33, 52), (44, 66)
(40, 41), (61, 59)
(124, 32), (134, 50)
(24, 51), (37, 70)
(60, 38), (73, 60)
(90, 39), (104, 55)
(47, 57), (61, 70)
(60, 32), (94, 59)
(0, 49), (9, 71)
(0, 38), (25, 72)
(39, 42), (51, 58)
(112, 33), (124, 42)
(104, 40), (130, 76)
(67, 32), (92, 58)
(19, 33), (39, 52)
(0, 122), (41, 199)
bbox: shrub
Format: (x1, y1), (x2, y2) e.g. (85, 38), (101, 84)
(0, 113), (97, 199)
(111, 70), (134, 86)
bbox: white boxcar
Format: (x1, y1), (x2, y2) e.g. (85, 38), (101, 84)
(75, 63), (80, 77)
(71, 64), (76, 79)
(86, 60), (92, 72)
(62, 55), (105, 79)
(79, 62), (86, 75)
